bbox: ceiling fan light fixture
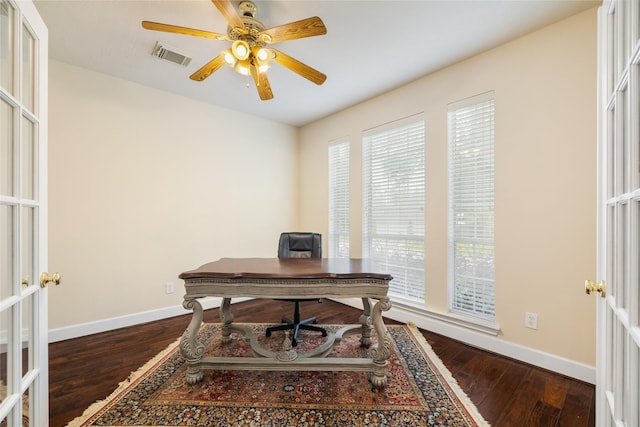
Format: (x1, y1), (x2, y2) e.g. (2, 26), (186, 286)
(235, 59), (251, 76)
(223, 49), (236, 66)
(252, 47), (272, 73)
(255, 47), (269, 61)
(231, 40), (250, 60)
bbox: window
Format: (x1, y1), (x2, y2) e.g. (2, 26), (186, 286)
(447, 93), (495, 319)
(362, 116), (425, 302)
(328, 140), (350, 258)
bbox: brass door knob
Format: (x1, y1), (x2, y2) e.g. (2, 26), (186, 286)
(585, 279), (606, 298)
(40, 272), (61, 288)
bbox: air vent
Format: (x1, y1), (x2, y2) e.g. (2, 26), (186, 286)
(151, 42), (191, 67)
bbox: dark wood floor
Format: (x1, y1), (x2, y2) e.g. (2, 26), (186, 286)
(49, 299), (595, 426)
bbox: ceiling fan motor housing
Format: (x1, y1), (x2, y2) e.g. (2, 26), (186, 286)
(238, 1), (257, 17)
(228, 1), (266, 47)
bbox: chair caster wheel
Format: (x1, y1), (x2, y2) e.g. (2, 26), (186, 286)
(266, 331), (272, 337)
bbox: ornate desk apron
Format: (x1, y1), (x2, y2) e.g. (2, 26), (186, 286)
(179, 258), (393, 388)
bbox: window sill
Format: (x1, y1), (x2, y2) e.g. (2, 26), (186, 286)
(390, 298), (500, 336)
(335, 297), (500, 336)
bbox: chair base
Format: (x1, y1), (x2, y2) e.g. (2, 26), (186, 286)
(266, 316), (327, 347)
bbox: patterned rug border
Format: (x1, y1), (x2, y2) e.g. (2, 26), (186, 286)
(66, 323), (490, 427)
(403, 323), (488, 426)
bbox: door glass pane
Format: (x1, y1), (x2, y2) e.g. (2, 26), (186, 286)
(619, 87), (628, 193)
(24, 382), (32, 426)
(617, 203), (627, 310)
(608, 204), (617, 298)
(636, 0), (640, 48)
(626, 337), (639, 426)
(636, 343), (640, 427)
(637, 65), (640, 182)
(617, 0), (628, 75)
(22, 293), (33, 375)
(609, 8), (616, 95)
(1, 99), (13, 197)
(608, 106), (615, 199)
(21, 23), (34, 112)
(635, 198), (640, 327)
(612, 89), (624, 194)
(635, 65), (640, 186)
(21, 116), (34, 200)
(0, 307), (9, 403)
(1, 204), (14, 300)
(636, 347), (640, 427)
(0, 0), (13, 92)
(21, 206), (34, 289)
(614, 319), (625, 420)
(606, 307), (614, 393)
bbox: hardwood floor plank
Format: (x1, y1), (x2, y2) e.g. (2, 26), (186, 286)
(557, 380), (595, 427)
(526, 400), (562, 427)
(473, 358), (530, 422)
(541, 371), (570, 409)
(48, 299), (595, 427)
(443, 343), (481, 377)
(455, 352), (504, 397)
(492, 369), (541, 426)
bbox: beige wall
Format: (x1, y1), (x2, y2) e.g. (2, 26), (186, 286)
(298, 9), (598, 365)
(48, 61), (299, 329)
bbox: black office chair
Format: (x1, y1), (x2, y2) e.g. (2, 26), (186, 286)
(265, 232), (328, 346)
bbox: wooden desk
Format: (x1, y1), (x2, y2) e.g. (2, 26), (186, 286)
(178, 258), (393, 387)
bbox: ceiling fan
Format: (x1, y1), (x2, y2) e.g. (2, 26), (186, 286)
(141, 0), (327, 101)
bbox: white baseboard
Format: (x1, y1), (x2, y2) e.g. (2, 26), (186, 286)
(48, 296), (595, 384)
(48, 297), (249, 343)
(337, 297), (596, 385)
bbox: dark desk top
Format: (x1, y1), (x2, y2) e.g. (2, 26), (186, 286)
(179, 258), (393, 281)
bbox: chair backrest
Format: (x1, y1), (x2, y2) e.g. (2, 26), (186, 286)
(278, 232), (322, 259)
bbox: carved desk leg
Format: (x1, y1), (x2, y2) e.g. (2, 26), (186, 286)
(220, 297), (234, 343)
(369, 297), (393, 388)
(359, 297), (373, 348)
(180, 298), (205, 385)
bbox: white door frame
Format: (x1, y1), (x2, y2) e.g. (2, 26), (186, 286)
(0, 0), (49, 425)
(595, 0), (640, 425)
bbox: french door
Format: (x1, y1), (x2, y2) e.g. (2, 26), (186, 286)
(0, 0), (50, 425)
(595, 0), (640, 425)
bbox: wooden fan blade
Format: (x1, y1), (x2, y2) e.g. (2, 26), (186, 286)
(271, 49), (326, 86)
(211, 0), (246, 31)
(259, 16), (326, 44)
(250, 64), (274, 101)
(189, 54), (227, 81)
(141, 21), (228, 41)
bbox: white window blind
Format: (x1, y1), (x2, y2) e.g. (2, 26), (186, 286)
(363, 116), (425, 302)
(448, 93), (495, 319)
(328, 140), (350, 258)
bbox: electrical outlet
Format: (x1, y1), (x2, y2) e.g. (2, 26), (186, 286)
(165, 282), (175, 294)
(525, 312), (538, 330)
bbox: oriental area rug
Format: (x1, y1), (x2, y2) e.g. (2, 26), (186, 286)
(67, 324), (490, 427)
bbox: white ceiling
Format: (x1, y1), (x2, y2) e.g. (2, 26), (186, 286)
(34, 0), (598, 127)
